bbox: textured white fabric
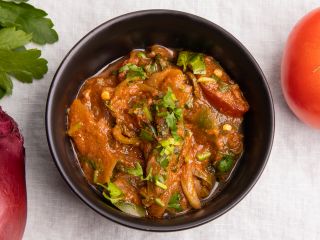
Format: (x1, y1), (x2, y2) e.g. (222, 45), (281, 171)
(2, 0), (320, 239)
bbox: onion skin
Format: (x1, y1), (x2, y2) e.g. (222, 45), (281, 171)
(0, 107), (27, 240)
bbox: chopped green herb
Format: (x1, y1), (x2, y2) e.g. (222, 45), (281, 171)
(98, 182), (123, 204)
(154, 175), (167, 190)
(158, 137), (180, 156)
(165, 112), (177, 133)
(174, 108), (183, 120)
(162, 87), (176, 110)
(99, 181), (146, 217)
(188, 54), (206, 74)
(217, 155), (234, 172)
(177, 51), (206, 74)
(141, 167), (153, 181)
(196, 151), (212, 161)
(155, 180), (167, 190)
(157, 154), (169, 168)
(139, 129), (154, 142)
(119, 63), (146, 80)
(102, 191), (122, 204)
(106, 182), (122, 198)
(127, 163), (143, 177)
(168, 193), (182, 211)
(155, 198), (165, 207)
(177, 51), (189, 71)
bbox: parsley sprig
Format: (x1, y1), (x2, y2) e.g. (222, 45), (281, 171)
(0, 0), (58, 99)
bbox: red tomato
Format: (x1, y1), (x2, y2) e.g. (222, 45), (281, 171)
(281, 8), (320, 128)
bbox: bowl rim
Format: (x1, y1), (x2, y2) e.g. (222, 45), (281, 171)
(45, 9), (275, 232)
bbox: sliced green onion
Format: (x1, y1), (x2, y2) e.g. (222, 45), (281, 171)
(196, 151), (212, 161)
(155, 180), (167, 190)
(155, 198), (165, 207)
(126, 162), (143, 177)
(141, 167), (153, 181)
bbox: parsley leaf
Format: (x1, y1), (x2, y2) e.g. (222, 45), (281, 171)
(165, 112), (177, 133)
(177, 51), (206, 74)
(168, 192), (182, 211)
(0, 1), (59, 44)
(0, 48), (48, 82)
(0, 27), (31, 50)
(158, 137), (180, 156)
(177, 51), (189, 71)
(162, 87), (176, 110)
(188, 54), (206, 74)
(0, 1), (58, 99)
(119, 63), (146, 80)
(0, 71), (12, 98)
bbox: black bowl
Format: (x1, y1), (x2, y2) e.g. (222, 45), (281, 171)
(46, 10), (274, 231)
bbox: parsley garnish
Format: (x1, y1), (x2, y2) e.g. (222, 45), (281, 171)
(162, 87), (176, 110)
(119, 63), (146, 80)
(158, 88), (183, 139)
(177, 51), (206, 74)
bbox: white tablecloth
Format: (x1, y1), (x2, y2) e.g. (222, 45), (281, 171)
(2, 0), (320, 239)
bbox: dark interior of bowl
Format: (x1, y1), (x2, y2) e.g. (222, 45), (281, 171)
(46, 10), (274, 231)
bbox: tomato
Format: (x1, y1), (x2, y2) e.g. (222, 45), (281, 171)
(281, 8), (320, 128)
